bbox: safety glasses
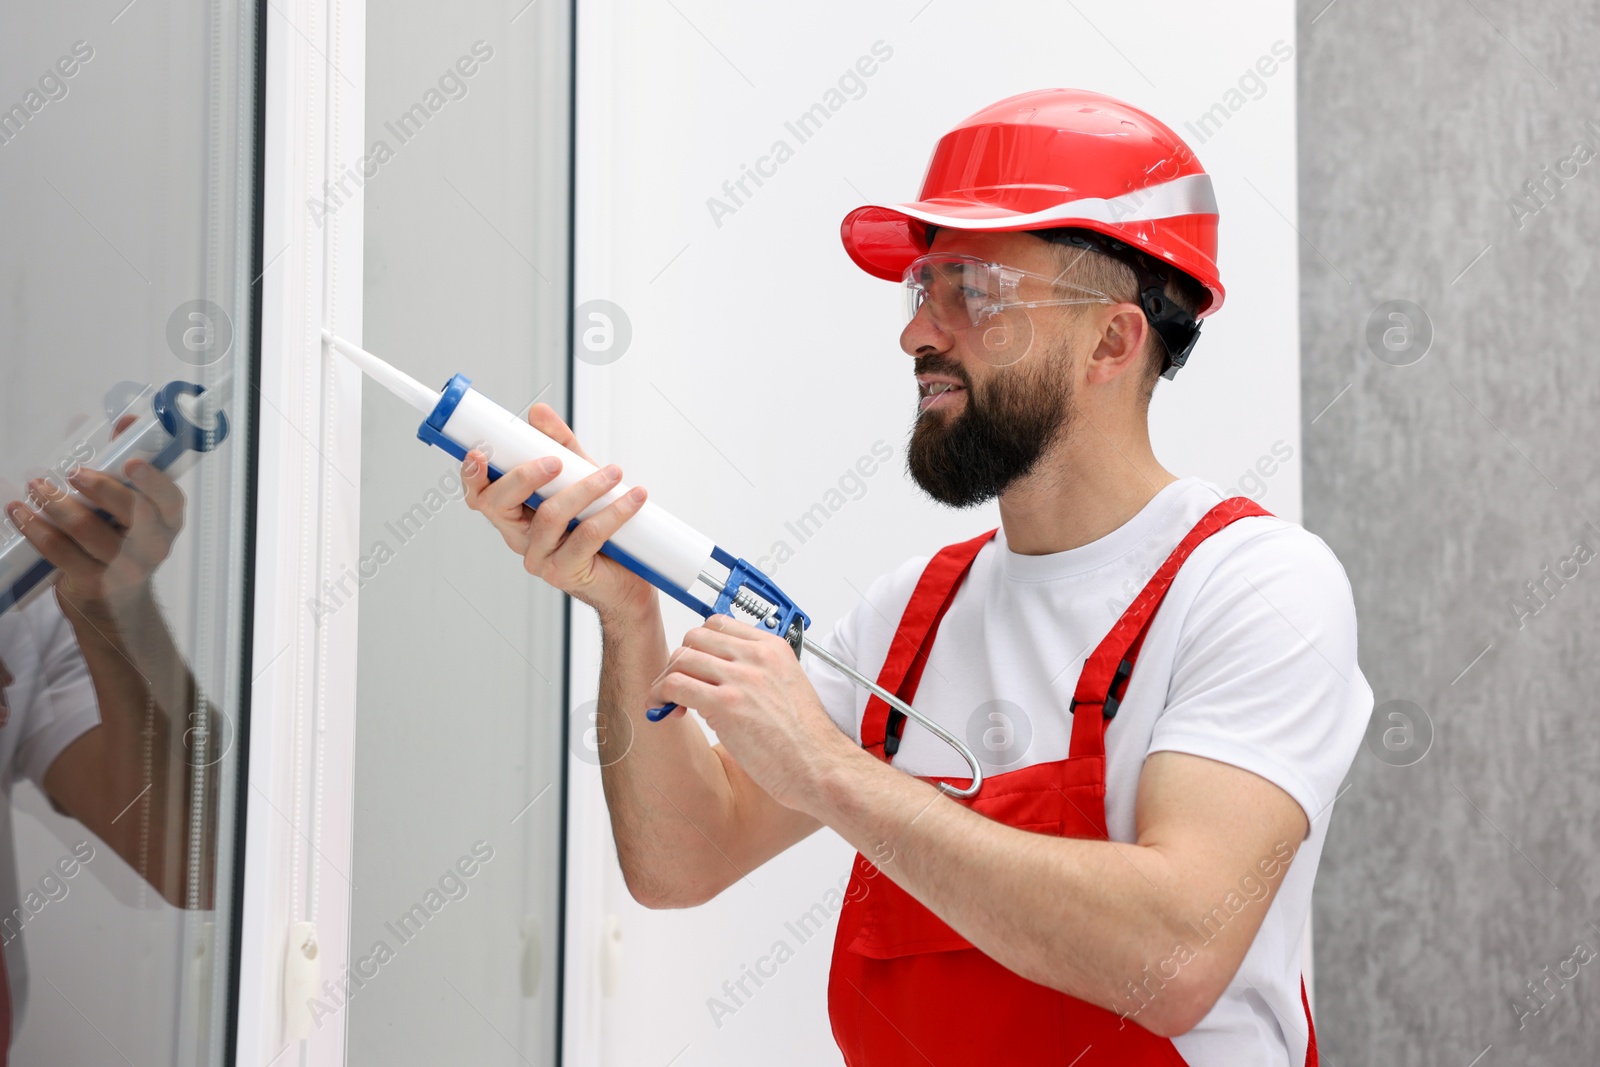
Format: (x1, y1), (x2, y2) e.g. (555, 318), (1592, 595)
(901, 252), (1113, 335)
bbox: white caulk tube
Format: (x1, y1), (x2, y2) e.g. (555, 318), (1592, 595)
(323, 331), (714, 592)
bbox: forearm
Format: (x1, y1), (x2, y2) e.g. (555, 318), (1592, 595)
(65, 592), (184, 817)
(57, 589), (216, 907)
(811, 749), (1220, 1033)
(594, 595), (747, 907)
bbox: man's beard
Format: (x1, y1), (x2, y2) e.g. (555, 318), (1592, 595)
(906, 353), (1073, 508)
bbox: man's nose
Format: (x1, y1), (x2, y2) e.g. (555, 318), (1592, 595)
(900, 303), (956, 358)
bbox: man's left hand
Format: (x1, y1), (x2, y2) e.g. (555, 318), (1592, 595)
(647, 614), (857, 813)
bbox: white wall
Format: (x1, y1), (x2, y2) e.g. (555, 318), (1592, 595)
(569, 2), (1301, 1063)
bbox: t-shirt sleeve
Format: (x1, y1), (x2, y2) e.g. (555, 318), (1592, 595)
(1147, 525), (1372, 832)
(803, 618), (863, 741)
(11, 598), (102, 788)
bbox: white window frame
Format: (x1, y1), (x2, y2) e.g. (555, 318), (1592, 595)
(235, 0), (367, 1063)
(559, 1), (614, 1064)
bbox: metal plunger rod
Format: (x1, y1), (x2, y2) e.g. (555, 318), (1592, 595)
(800, 637), (983, 799)
(696, 571), (984, 799)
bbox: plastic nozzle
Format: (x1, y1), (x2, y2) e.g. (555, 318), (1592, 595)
(322, 331), (441, 414)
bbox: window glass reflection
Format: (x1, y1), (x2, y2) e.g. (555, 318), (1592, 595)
(0, 3), (256, 1064)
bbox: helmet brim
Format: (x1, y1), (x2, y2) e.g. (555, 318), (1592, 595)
(841, 197), (1225, 318)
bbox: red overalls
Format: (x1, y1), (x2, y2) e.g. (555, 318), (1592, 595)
(828, 498), (1318, 1066)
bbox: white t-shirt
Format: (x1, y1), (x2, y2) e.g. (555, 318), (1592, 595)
(804, 477), (1371, 1067)
(0, 593), (102, 1025)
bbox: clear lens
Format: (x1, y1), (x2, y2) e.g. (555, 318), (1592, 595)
(903, 255), (995, 333)
(902, 253), (1111, 334)
(902, 252), (1116, 367)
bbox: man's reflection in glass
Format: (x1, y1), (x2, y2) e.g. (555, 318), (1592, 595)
(0, 423), (216, 1053)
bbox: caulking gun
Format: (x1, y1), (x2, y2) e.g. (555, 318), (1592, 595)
(0, 380), (230, 616)
(323, 332), (983, 797)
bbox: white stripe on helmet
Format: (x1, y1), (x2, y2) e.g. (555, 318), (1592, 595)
(886, 173), (1217, 230)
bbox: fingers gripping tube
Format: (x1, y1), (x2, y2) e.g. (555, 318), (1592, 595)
(648, 552), (984, 799)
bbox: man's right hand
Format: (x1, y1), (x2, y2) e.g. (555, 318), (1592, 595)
(462, 405), (820, 910)
(461, 403), (656, 622)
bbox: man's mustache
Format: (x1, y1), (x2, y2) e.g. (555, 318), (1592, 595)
(913, 357), (971, 389)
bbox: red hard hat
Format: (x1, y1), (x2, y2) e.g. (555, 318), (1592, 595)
(841, 88), (1224, 317)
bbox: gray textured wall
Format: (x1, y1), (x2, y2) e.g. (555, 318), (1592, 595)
(1299, 2), (1600, 1063)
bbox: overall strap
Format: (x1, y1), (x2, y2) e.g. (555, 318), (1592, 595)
(860, 529), (998, 760)
(1067, 497), (1272, 759)
(1302, 976), (1319, 1066)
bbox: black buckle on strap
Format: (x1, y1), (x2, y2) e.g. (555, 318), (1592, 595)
(1103, 657), (1134, 720)
(1071, 657), (1135, 720)
(884, 711), (906, 756)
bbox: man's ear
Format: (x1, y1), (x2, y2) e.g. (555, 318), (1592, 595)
(1084, 305), (1150, 386)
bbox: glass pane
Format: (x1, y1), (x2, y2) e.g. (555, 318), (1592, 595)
(0, 2), (258, 1065)
(346, 2), (572, 1064)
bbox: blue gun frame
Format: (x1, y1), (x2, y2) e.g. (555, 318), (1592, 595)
(414, 375), (810, 723)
